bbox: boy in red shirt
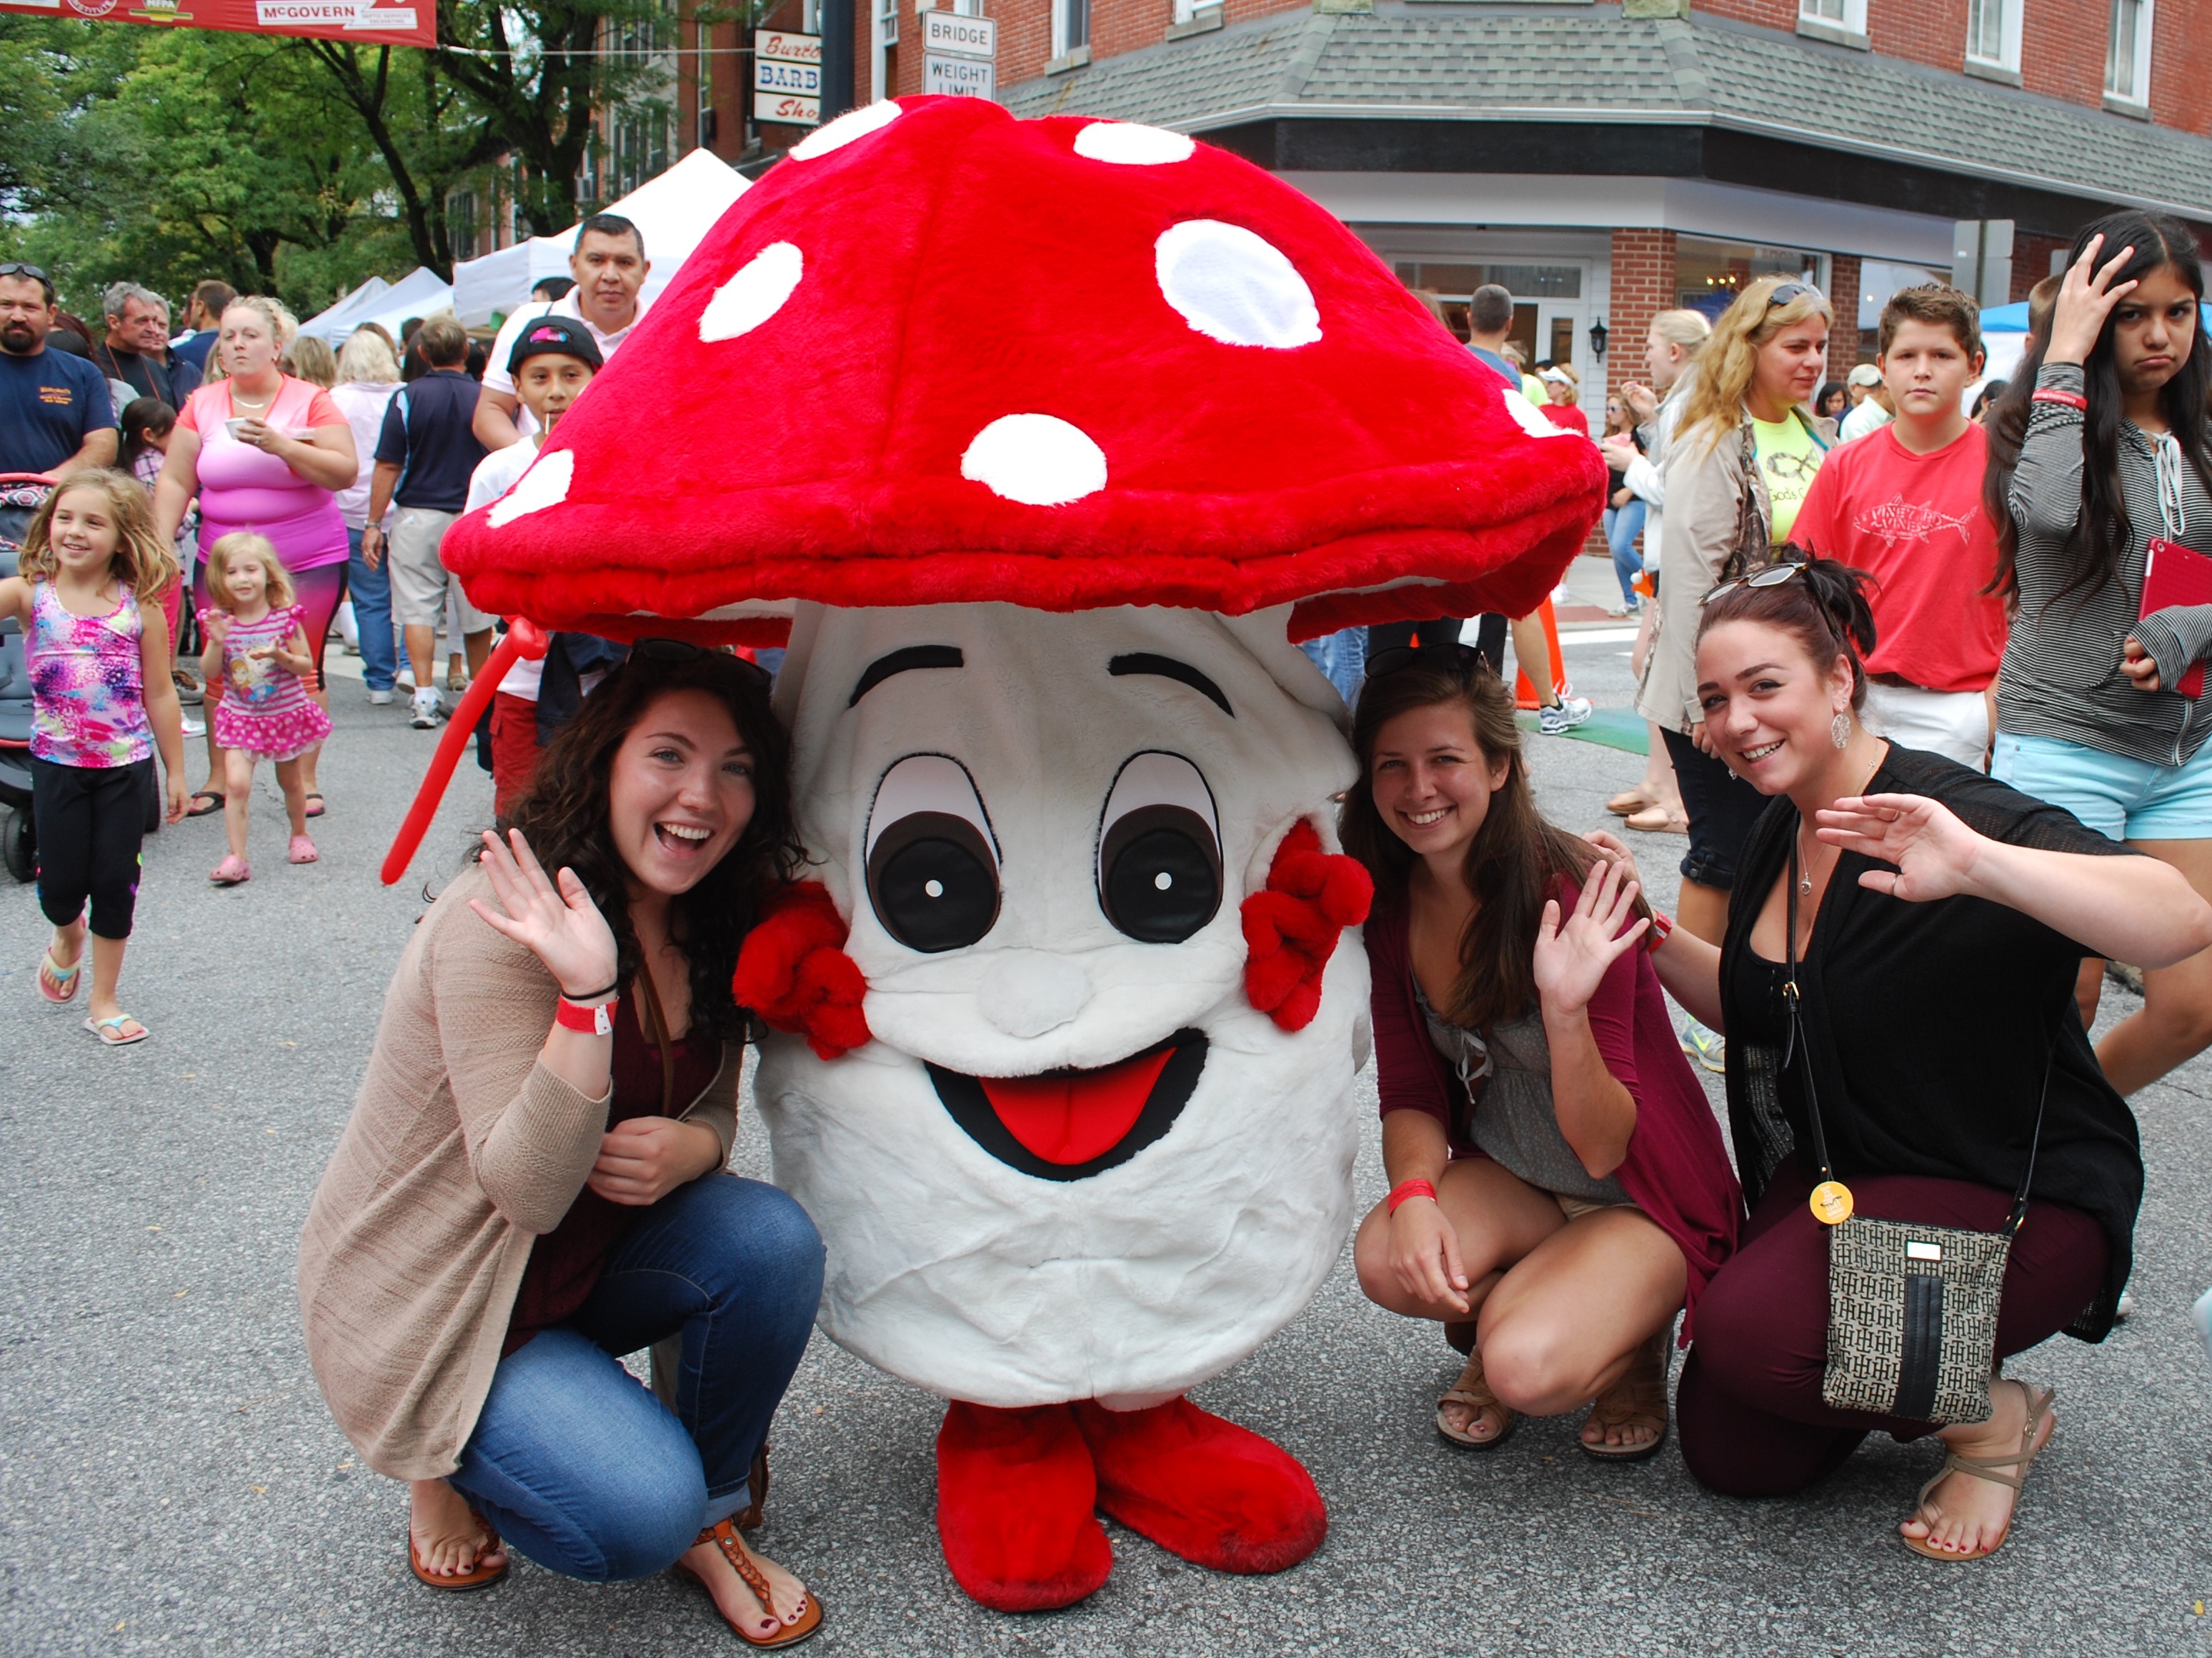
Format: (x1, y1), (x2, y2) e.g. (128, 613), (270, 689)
(1790, 285), (2009, 767)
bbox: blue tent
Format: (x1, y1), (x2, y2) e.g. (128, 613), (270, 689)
(1982, 298), (2212, 330)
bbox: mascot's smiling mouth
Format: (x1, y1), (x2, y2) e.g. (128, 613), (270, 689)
(927, 1032), (1208, 1182)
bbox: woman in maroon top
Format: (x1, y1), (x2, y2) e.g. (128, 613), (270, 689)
(1345, 646), (1742, 1459)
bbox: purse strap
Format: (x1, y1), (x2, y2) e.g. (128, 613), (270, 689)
(1784, 838), (2054, 1237)
(633, 964), (677, 1119)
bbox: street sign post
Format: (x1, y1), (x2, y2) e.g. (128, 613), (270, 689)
(920, 10), (995, 56)
(920, 8), (995, 101)
(923, 53), (996, 98)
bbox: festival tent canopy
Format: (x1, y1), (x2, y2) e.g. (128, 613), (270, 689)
(449, 149), (749, 326)
(295, 275), (391, 341)
(298, 267), (454, 345)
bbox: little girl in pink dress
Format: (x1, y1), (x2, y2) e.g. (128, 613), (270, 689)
(199, 531), (332, 883)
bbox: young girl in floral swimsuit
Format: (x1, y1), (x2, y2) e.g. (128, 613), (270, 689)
(199, 531), (332, 883)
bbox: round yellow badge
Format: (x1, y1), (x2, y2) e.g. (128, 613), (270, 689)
(1809, 1180), (1855, 1226)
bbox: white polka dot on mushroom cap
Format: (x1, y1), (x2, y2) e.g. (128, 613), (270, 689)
(488, 448), (574, 527)
(1154, 220), (1322, 350)
(788, 99), (901, 161)
(960, 414), (1108, 506)
(699, 242), (803, 343)
(1500, 389), (1572, 439)
(1072, 121), (1196, 166)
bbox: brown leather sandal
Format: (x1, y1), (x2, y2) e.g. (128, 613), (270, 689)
(407, 1507), (508, 1592)
(678, 1516), (824, 1649)
(1580, 1333), (1670, 1462)
(1436, 1347), (1517, 1450)
(1901, 1379), (2055, 1562)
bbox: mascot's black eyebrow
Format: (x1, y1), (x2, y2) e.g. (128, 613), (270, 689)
(850, 645), (965, 706)
(1109, 654), (1233, 718)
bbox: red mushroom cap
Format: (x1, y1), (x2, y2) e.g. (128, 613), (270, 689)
(442, 95), (1604, 644)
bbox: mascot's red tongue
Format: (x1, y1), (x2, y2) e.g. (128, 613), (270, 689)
(978, 1049), (1177, 1166)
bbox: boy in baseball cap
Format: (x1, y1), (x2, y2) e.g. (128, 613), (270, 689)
(464, 315), (607, 811)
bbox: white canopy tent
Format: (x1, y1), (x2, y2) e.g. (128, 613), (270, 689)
(449, 148), (749, 326)
(297, 266), (454, 344)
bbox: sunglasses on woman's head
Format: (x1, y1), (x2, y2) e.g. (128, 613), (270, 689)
(1364, 640), (1497, 682)
(1765, 281), (1822, 309)
(633, 636), (772, 686)
(1701, 561), (1810, 606)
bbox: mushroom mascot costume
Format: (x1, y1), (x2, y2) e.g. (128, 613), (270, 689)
(432, 95), (1602, 1612)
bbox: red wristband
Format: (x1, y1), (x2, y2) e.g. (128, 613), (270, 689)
(1387, 1178), (1438, 1215)
(554, 994), (617, 1037)
(2031, 388), (2088, 410)
(1647, 909), (1674, 953)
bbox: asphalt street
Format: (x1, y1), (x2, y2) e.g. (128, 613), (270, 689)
(4, 565), (2210, 1657)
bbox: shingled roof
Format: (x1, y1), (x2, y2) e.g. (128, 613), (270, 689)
(1003, 5), (2212, 224)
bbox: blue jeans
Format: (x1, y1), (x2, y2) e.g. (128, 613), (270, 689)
(1299, 627), (1367, 702)
(446, 1174), (824, 1582)
(346, 525), (397, 692)
(1604, 497), (1648, 607)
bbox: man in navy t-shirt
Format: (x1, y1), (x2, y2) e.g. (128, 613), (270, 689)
(0, 265), (116, 478)
(363, 312), (490, 728)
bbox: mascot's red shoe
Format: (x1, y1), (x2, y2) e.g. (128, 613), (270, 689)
(1072, 1396), (1327, 1574)
(936, 1402), (1113, 1612)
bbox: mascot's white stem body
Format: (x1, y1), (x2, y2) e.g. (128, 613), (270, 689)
(755, 599), (1370, 1408)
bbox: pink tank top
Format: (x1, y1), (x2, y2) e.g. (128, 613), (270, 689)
(184, 379), (347, 571)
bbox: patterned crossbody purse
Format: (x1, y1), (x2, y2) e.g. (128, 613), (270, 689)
(1783, 845), (2053, 1426)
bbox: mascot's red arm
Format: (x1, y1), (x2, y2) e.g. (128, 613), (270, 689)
(1241, 821), (1372, 1032)
(734, 882), (874, 1059)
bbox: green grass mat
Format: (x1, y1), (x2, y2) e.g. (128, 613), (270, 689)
(1516, 706), (1650, 756)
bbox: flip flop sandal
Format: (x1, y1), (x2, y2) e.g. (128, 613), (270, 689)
(84, 1014), (148, 1047)
(1605, 789), (1656, 816)
(408, 1508), (509, 1592)
(303, 792), (326, 819)
(1437, 1348), (1517, 1451)
(1580, 1335), (1671, 1462)
(677, 1517), (823, 1649)
(186, 791), (226, 818)
(39, 947), (81, 1004)
(1901, 1379), (2056, 1562)
(1623, 804), (1689, 836)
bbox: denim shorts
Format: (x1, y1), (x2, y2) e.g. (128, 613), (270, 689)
(1991, 730), (2212, 842)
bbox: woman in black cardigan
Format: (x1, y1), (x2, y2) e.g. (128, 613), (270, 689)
(1618, 559), (2212, 1562)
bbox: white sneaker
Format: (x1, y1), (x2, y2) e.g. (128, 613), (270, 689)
(180, 713), (206, 738)
(395, 670), (417, 694)
(409, 687), (444, 729)
(367, 688), (393, 706)
(1538, 694), (1593, 736)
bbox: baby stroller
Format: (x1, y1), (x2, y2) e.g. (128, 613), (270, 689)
(0, 474), (162, 884)
(0, 474), (44, 882)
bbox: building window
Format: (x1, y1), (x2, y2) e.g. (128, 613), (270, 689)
(1055, 0), (1088, 56)
(447, 190), (479, 262)
(1798, 0), (1867, 36)
(1172, 0), (1222, 24)
(876, 0), (897, 46)
(1676, 238), (1825, 321)
(2107, 0), (2153, 104)
(1966, 0), (2020, 69)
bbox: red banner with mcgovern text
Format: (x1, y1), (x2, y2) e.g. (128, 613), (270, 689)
(0, 0), (432, 48)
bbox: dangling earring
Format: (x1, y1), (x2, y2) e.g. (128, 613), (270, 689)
(1830, 709), (1852, 749)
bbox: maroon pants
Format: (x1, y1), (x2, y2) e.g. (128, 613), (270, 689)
(1678, 1155), (2108, 1498)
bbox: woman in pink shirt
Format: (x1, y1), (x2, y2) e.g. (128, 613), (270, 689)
(154, 298), (354, 818)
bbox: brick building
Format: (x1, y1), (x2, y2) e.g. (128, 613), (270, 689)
(769, 0), (2212, 396)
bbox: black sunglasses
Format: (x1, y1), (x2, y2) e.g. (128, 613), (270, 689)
(634, 636), (772, 685)
(1765, 281), (1822, 309)
(1702, 562), (1809, 606)
(1364, 640), (1498, 682)
(0, 262), (49, 282)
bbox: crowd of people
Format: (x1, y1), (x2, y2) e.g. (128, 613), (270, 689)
(9, 196), (2212, 1637)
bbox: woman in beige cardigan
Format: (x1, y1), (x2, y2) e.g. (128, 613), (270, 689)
(299, 648), (826, 1649)
(1632, 276), (1835, 1072)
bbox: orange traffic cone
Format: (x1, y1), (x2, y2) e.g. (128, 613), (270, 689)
(1513, 600), (1568, 711)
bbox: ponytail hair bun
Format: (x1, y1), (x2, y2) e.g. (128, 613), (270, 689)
(1694, 552), (1880, 709)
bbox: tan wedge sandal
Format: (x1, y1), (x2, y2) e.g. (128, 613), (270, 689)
(1436, 1347), (1517, 1450)
(1901, 1379), (2055, 1562)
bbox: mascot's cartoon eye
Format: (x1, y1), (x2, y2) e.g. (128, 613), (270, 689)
(1097, 752), (1222, 944)
(866, 754), (1001, 953)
